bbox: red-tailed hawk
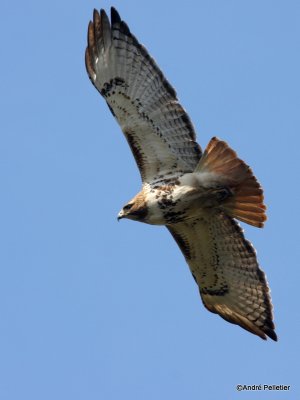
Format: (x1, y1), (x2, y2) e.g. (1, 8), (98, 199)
(85, 7), (277, 341)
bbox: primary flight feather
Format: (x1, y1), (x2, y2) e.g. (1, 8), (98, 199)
(85, 7), (277, 341)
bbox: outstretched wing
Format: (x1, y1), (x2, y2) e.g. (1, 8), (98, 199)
(167, 212), (277, 341)
(85, 8), (201, 183)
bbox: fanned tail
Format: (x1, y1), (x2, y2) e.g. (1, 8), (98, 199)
(196, 137), (266, 228)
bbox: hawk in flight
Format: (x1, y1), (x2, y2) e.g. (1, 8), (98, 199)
(85, 7), (277, 341)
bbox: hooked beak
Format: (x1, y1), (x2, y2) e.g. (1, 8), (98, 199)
(117, 210), (124, 221)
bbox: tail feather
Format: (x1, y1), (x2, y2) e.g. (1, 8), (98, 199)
(196, 137), (267, 228)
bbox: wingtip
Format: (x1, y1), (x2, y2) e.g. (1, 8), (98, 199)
(257, 327), (277, 341)
(111, 6), (121, 24)
(266, 328), (278, 342)
(100, 8), (109, 21)
(93, 8), (100, 21)
(120, 20), (131, 35)
(251, 315), (278, 341)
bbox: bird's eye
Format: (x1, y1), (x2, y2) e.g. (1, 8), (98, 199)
(124, 203), (133, 211)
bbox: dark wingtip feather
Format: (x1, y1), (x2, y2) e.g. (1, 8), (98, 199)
(93, 8), (100, 22)
(111, 7), (121, 24)
(100, 8), (109, 23)
(100, 8), (110, 30)
(99, 9), (112, 50)
(266, 328), (278, 342)
(120, 21), (131, 35)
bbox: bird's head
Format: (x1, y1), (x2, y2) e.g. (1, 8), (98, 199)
(117, 192), (148, 222)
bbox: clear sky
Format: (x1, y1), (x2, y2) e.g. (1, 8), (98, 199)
(1, 0), (300, 399)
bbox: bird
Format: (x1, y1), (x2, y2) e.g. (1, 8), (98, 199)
(85, 7), (277, 341)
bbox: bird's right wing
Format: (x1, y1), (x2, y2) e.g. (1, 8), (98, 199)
(85, 8), (201, 183)
(167, 212), (277, 341)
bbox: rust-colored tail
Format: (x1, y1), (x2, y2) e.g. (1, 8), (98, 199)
(196, 137), (266, 228)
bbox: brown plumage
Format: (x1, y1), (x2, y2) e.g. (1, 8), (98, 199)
(85, 7), (277, 341)
(196, 137), (267, 227)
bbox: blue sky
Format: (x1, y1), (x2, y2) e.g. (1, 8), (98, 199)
(1, 0), (300, 399)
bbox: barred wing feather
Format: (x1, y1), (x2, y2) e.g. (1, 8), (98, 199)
(167, 212), (277, 341)
(85, 8), (201, 183)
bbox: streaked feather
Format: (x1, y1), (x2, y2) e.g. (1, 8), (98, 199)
(86, 8), (201, 183)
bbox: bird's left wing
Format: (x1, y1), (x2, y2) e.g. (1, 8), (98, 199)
(167, 212), (277, 341)
(85, 8), (201, 183)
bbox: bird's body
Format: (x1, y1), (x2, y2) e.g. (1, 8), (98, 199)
(120, 171), (233, 225)
(120, 176), (201, 224)
(85, 7), (277, 341)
